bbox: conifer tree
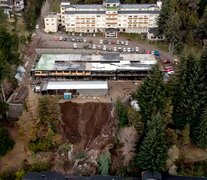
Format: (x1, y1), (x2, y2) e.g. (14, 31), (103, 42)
(136, 113), (168, 172)
(195, 107), (207, 148)
(197, 7), (207, 42)
(172, 54), (206, 129)
(136, 65), (166, 124)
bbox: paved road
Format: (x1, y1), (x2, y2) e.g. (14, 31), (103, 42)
(34, 28), (169, 59)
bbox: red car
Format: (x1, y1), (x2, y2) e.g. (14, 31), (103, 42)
(163, 59), (171, 64)
(165, 65), (174, 72)
(146, 50), (151, 54)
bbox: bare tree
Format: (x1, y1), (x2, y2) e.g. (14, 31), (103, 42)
(17, 87), (40, 142)
(118, 126), (138, 166)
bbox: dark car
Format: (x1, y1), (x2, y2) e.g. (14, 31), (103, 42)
(89, 39), (93, 43)
(141, 49), (146, 54)
(79, 38), (83, 42)
(103, 40), (108, 44)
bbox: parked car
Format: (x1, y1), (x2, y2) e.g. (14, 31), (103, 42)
(114, 47), (117, 52)
(93, 45), (96, 49)
(135, 46), (139, 52)
(79, 38), (83, 42)
(127, 47), (131, 52)
(108, 48), (112, 52)
(163, 58), (171, 64)
(100, 39), (103, 44)
(79, 33), (83, 36)
(151, 50), (155, 55)
(141, 49), (145, 54)
(116, 40), (120, 45)
(103, 45), (107, 51)
(131, 48), (135, 53)
(71, 38), (76, 42)
(154, 50), (160, 57)
(103, 40), (108, 44)
(88, 44), (92, 49)
(73, 43), (77, 49)
(93, 33), (96, 37)
(89, 39), (93, 43)
(125, 41), (128, 46)
(108, 41), (111, 45)
(83, 38), (87, 43)
(118, 47), (122, 52)
(35, 24), (39, 29)
(72, 32), (75, 36)
(123, 47), (127, 52)
(76, 38), (80, 42)
(146, 50), (151, 54)
(63, 37), (67, 41)
(59, 36), (63, 41)
(97, 45), (101, 50)
(111, 41), (116, 45)
(121, 41), (124, 45)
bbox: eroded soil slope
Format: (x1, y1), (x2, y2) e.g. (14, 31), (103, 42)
(60, 102), (112, 148)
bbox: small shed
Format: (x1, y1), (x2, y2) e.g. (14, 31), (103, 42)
(44, 81), (108, 96)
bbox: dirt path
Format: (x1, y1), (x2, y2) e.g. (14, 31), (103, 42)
(0, 125), (27, 173)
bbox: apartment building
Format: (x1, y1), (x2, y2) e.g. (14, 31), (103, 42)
(44, 0), (162, 37)
(44, 12), (60, 33)
(0, 0), (24, 16)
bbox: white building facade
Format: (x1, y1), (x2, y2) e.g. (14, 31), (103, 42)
(44, 12), (60, 33)
(45, 0), (162, 37)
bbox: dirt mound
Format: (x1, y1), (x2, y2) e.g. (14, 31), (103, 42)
(60, 102), (112, 149)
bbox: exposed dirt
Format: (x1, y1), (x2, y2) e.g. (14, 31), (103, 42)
(60, 102), (112, 150)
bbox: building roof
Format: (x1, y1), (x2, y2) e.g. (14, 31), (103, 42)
(120, 4), (158, 9)
(46, 12), (58, 18)
(65, 11), (105, 14)
(103, 0), (120, 3)
(118, 10), (160, 14)
(46, 81), (108, 90)
(34, 54), (157, 72)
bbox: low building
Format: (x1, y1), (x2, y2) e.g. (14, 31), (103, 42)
(44, 12), (60, 33)
(32, 53), (157, 80)
(0, 0), (24, 16)
(42, 81), (108, 96)
(147, 27), (164, 41)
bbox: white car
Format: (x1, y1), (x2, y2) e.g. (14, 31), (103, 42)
(93, 45), (96, 49)
(116, 40), (120, 45)
(35, 24), (39, 29)
(113, 47), (117, 51)
(123, 47), (127, 52)
(73, 43), (77, 49)
(103, 45), (107, 51)
(127, 47), (131, 52)
(151, 50), (155, 55)
(59, 36), (63, 41)
(93, 33), (96, 37)
(135, 47), (139, 52)
(83, 38), (87, 43)
(72, 32), (75, 36)
(121, 41), (124, 45)
(125, 41), (129, 46)
(100, 39), (103, 44)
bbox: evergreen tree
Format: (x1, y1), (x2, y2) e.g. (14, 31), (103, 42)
(197, 7), (207, 42)
(136, 65), (166, 124)
(172, 54), (206, 129)
(115, 98), (128, 127)
(157, 0), (175, 35)
(136, 113), (168, 172)
(195, 107), (207, 148)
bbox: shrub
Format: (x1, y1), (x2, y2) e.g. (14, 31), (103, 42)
(97, 152), (111, 175)
(76, 151), (87, 160)
(0, 127), (15, 156)
(27, 161), (52, 172)
(28, 138), (54, 153)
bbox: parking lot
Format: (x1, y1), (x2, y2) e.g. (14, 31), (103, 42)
(35, 29), (166, 56)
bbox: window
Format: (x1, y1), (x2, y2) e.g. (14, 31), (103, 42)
(46, 23), (49, 25)
(119, 24), (121, 26)
(46, 19), (49, 21)
(113, 4), (116, 6)
(97, 15), (100, 17)
(52, 19), (54, 21)
(52, 23), (54, 25)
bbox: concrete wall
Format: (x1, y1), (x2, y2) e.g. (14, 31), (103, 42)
(77, 89), (108, 96)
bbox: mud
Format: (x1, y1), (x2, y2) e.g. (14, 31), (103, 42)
(60, 101), (112, 148)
